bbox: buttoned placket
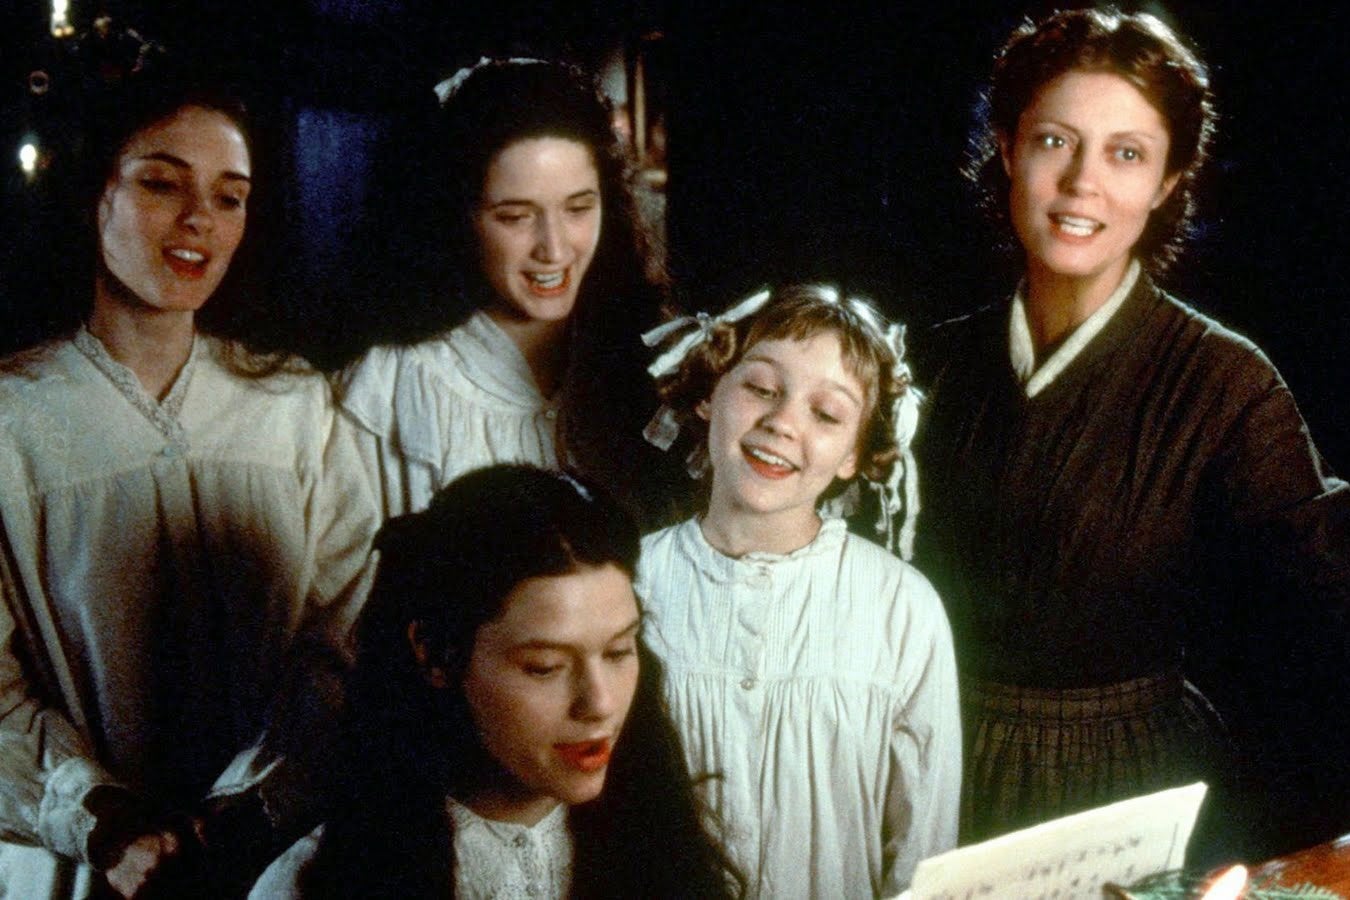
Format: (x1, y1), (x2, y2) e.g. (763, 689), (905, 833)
(727, 560), (773, 861)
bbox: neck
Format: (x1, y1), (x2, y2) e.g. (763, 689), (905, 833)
(486, 309), (569, 398)
(461, 786), (562, 828)
(1022, 256), (1131, 353)
(88, 284), (195, 400)
(700, 495), (822, 558)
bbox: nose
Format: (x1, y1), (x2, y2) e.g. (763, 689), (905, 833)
(531, 211), (566, 263)
(759, 396), (803, 439)
(1059, 145), (1100, 196)
(571, 660), (622, 721)
(178, 186), (214, 234)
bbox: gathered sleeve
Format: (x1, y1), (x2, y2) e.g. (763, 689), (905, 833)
(209, 383), (380, 832)
(0, 535), (119, 863)
(881, 571), (962, 894)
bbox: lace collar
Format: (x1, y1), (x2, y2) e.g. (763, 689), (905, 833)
(74, 325), (198, 449)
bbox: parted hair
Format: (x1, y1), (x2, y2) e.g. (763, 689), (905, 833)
(654, 284), (911, 490)
(2, 47), (267, 354)
(968, 7), (1216, 274)
(301, 464), (740, 899)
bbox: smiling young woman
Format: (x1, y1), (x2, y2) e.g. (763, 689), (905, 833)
(330, 59), (686, 529)
(0, 50), (378, 900)
(915, 7), (1350, 863)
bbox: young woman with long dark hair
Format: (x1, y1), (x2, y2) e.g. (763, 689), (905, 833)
(250, 464), (739, 899)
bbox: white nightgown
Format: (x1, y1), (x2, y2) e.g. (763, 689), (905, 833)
(338, 311), (559, 518)
(0, 330), (378, 898)
(636, 516), (961, 899)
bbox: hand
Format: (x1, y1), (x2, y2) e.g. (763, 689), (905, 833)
(103, 829), (182, 899)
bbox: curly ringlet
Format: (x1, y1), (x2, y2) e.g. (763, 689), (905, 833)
(967, 7), (1216, 275)
(655, 284), (909, 489)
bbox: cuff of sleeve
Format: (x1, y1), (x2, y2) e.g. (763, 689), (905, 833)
(36, 757), (120, 863)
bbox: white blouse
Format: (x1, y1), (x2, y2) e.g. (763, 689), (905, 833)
(250, 800), (574, 900)
(338, 311), (559, 518)
(0, 331), (378, 899)
(636, 517), (961, 899)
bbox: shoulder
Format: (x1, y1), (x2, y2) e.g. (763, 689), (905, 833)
(198, 338), (335, 427)
(837, 532), (947, 620)
(336, 337), (460, 438)
(1144, 290), (1285, 404)
(0, 337), (80, 386)
(636, 522), (694, 589)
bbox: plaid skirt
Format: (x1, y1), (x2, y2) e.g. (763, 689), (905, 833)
(960, 671), (1228, 845)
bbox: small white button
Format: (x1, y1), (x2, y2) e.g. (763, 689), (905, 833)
(740, 677), (756, 690)
(512, 833), (528, 848)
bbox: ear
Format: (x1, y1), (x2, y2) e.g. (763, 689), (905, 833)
(407, 621), (449, 689)
(695, 398), (711, 422)
(997, 130), (1014, 178)
(1152, 170), (1182, 211)
(96, 180), (115, 232)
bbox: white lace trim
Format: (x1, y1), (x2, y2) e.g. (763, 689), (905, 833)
(446, 797), (573, 899)
(73, 326), (197, 449)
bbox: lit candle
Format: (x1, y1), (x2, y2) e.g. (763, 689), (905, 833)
(19, 143), (38, 178)
(50, 0), (73, 38)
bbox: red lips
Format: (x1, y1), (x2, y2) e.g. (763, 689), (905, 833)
(163, 249), (208, 280)
(524, 268), (570, 299)
(553, 739), (611, 773)
(742, 445), (796, 480)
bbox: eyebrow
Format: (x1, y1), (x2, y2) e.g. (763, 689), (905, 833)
(133, 151), (252, 183)
(484, 188), (600, 209)
(742, 353), (864, 408)
(509, 616), (642, 652)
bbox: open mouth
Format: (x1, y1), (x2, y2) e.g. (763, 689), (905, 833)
(742, 444), (798, 479)
(525, 268), (569, 297)
(1050, 214), (1103, 238)
(554, 739), (611, 773)
(163, 247), (208, 279)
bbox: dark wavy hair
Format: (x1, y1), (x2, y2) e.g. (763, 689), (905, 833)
(1, 29), (277, 357)
(301, 464), (740, 899)
(967, 7), (1215, 275)
(652, 284), (913, 497)
(331, 59), (685, 527)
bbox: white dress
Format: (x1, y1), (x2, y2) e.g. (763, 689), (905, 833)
(0, 331), (378, 899)
(338, 311), (559, 518)
(249, 800), (574, 899)
(635, 517), (961, 899)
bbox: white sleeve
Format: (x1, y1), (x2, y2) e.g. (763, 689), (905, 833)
(881, 573), (962, 894)
(0, 544), (120, 862)
(211, 397), (379, 833)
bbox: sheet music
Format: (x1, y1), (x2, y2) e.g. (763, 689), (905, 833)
(895, 782), (1208, 900)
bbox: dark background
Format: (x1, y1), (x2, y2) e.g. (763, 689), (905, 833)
(2, 1), (1346, 471)
(0, 0), (1347, 860)
(2, 1), (1347, 472)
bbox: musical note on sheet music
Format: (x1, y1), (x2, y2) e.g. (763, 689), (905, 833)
(895, 783), (1207, 900)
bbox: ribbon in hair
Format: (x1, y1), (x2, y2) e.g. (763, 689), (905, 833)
(641, 288), (772, 379)
(434, 56), (547, 104)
